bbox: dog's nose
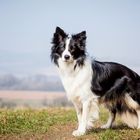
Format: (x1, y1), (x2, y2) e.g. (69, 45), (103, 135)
(64, 55), (70, 60)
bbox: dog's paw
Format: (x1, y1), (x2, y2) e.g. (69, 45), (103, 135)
(101, 124), (111, 129)
(72, 129), (86, 137)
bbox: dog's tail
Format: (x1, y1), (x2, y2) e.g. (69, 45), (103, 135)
(120, 110), (138, 128)
(104, 76), (130, 101)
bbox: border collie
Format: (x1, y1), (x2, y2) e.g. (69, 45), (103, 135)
(51, 27), (140, 137)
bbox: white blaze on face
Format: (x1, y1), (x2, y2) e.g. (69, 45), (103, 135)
(62, 37), (72, 62)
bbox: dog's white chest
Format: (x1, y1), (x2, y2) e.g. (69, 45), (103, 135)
(58, 59), (95, 101)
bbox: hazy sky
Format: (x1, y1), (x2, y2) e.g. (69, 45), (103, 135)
(0, 0), (140, 76)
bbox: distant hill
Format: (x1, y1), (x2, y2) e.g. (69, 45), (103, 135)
(0, 74), (64, 91)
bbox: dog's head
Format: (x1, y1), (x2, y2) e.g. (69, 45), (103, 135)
(51, 27), (87, 67)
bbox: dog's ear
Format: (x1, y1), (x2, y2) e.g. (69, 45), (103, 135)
(74, 31), (86, 41)
(72, 31), (86, 50)
(55, 27), (66, 37)
(52, 27), (67, 44)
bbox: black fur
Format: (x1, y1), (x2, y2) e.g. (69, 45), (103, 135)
(91, 60), (140, 114)
(51, 27), (68, 66)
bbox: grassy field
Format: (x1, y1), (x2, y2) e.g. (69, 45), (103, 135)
(0, 107), (140, 140)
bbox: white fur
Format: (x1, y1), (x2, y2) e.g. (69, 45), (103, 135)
(125, 93), (139, 109)
(121, 111), (138, 129)
(125, 94), (140, 128)
(62, 37), (72, 62)
(57, 57), (99, 136)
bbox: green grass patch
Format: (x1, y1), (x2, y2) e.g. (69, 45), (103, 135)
(0, 108), (76, 135)
(99, 130), (120, 140)
(0, 107), (140, 140)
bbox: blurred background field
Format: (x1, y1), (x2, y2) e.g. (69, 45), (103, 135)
(0, 90), (72, 108)
(0, 0), (140, 109)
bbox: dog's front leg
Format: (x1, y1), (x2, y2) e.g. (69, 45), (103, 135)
(73, 102), (82, 127)
(72, 100), (90, 137)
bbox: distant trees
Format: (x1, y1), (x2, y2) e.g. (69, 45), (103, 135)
(0, 98), (17, 108)
(0, 74), (64, 91)
(0, 97), (72, 108)
(42, 97), (72, 107)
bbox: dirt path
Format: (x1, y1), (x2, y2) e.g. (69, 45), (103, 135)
(46, 123), (100, 140)
(46, 123), (76, 140)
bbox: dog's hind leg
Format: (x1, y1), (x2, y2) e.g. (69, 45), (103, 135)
(101, 110), (116, 129)
(136, 110), (140, 129)
(135, 84), (140, 129)
(124, 94), (139, 128)
(86, 99), (99, 130)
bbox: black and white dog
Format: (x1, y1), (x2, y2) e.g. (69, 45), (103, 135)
(51, 27), (140, 136)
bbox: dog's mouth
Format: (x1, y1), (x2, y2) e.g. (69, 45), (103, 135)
(63, 58), (73, 63)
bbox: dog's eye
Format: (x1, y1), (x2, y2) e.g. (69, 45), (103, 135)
(70, 45), (74, 50)
(70, 45), (77, 50)
(59, 44), (65, 48)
